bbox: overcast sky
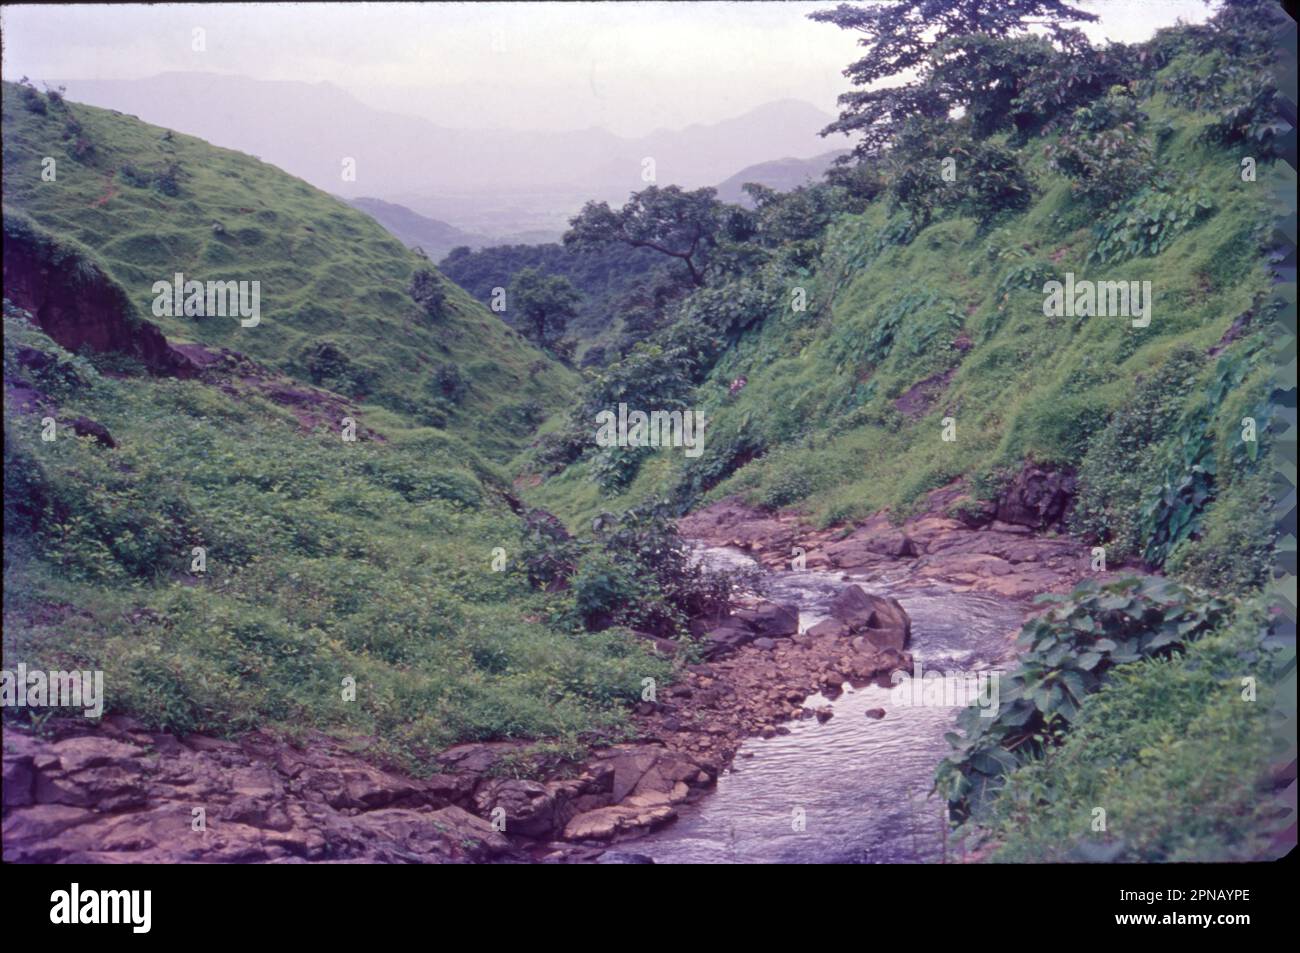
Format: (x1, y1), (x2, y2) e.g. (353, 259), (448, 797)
(1, 1), (1216, 137)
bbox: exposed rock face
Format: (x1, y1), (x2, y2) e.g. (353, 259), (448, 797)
(678, 498), (797, 555)
(994, 463), (1077, 530)
(680, 478), (1111, 603)
(0, 720), (726, 862)
(3, 231), (193, 377)
(1, 725), (519, 864)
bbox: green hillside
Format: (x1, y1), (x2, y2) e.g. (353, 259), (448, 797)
(523, 14), (1286, 600)
(514, 0), (1294, 860)
(1, 82), (669, 773)
(1, 81), (577, 459)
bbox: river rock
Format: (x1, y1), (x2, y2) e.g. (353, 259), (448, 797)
(806, 617), (850, 638)
(703, 619), (754, 657)
(474, 778), (559, 838)
(824, 526), (918, 567)
(733, 601), (799, 638)
(825, 585), (910, 650)
(563, 804), (676, 841)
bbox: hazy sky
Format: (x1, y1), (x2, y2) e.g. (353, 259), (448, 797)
(1, 1), (1215, 137)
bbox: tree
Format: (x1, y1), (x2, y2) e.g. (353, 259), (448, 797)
(506, 267), (579, 353)
(809, 0), (1097, 158)
(565, 185), (725, 288)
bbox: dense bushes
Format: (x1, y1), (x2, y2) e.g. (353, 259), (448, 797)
(520, 502), (738, 639)
(407, 269), (446, 321)
(935, 575), (1234, 823)
(1044, 91), (1160, 207)
(974, 597), (1284, 862)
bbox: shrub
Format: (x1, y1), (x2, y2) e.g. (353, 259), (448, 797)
(935, 575), (1233, 823)
(1089, 184), (1216, 264)
(1072, 347), (1206, 562)
(19, 83), (46, 114)
(761, 468), (814, 510)
(299, 339), (373, 396)
(430, 361), (468, 403)
(153, 163), (182, 197)
(980, 598), (1282, 862)
(408, 270), (446, 320)
(1045, 92), (1160, 207)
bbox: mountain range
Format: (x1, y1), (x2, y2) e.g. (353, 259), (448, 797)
(54, 73), (844, 238)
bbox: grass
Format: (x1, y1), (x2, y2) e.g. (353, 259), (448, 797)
(513, 22), (1290, 863)
(1, 81), (579, 461)
(1, 84), (663, 774)
(522, 49), (1281, 563)
(3, 312), (670, 773)
(981, 598), (1286, 862)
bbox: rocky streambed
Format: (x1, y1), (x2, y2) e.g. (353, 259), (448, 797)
(3, 479), (1112, 863)
(635, 547), (1025, 863)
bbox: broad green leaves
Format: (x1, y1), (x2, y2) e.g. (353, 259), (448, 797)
(935, 575), (1231, 822)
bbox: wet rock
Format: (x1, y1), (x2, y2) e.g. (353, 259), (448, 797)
(826, 585), (911, 650)
(995, 463), (1076, 529)
(807, 618), (850, 639)
(473, 779), (558, 839)
(815, 707), (834, 723)
(864, 708), (886, 720)
(825, 526), (917, 566)
(596, 850), (655, 864)
(703, 619), (755, 657)
(732, 601), (798, 638)
(563, 804), (675, 841)
(826, 585), (879, 628)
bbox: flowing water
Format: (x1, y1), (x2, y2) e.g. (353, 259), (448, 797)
(638, 547), (1026, 864)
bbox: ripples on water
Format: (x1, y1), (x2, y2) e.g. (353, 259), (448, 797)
(641, 548), (1026, 864)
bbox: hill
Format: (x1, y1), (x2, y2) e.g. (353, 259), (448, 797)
(715, 149), (851, 205)
(511, 2), (1294, 861)
(2, 81), (673, 778)
(344, 196), (490, 260)
(53, 75), (840, 200)
(1, 81), (577, 457)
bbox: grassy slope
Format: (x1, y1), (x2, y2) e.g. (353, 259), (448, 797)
(0, 81), (578, 460)
(524, 53), (1281, 586)
(516, 38), (1290, 860)
(3, 85), (662, 773)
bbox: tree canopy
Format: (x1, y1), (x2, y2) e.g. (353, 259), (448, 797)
(810, 0), (1098, 156)
(564, 185), (725, 287)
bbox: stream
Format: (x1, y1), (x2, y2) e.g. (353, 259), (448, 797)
(637, 546), (1026, 864)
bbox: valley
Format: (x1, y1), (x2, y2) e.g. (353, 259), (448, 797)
(2, 0), (1294, 868)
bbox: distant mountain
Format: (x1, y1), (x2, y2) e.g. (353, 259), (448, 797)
(55, 74), (842, 206)
(344, 197), (490, 259)
(715, 149), (851, 206)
